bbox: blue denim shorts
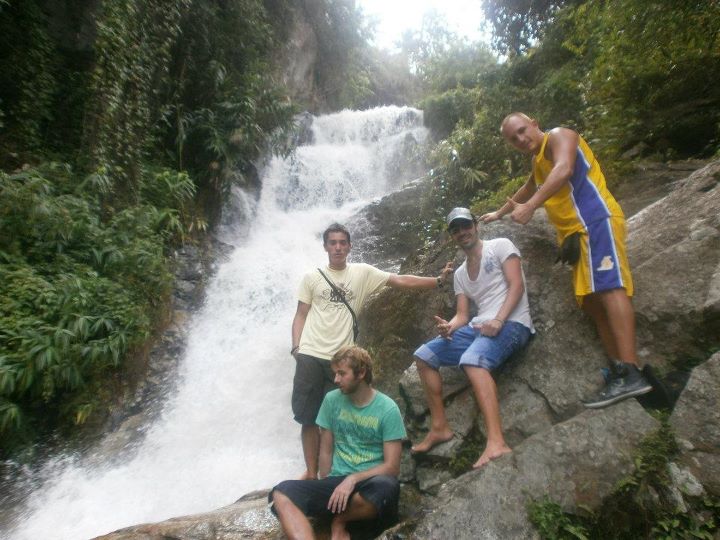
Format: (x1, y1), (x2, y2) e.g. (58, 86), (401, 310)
(414, 321), (531, 371)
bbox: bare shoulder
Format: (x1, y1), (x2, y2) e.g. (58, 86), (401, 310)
(546, 127), (580, 161)
(548, 126), (579, 143)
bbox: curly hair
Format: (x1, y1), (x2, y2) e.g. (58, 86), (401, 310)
(331, 345), (373, 384)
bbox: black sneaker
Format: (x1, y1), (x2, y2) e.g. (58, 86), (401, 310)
(582, 362), (653, 409)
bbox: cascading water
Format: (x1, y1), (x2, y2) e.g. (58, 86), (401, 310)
(5, 106), (429, 540)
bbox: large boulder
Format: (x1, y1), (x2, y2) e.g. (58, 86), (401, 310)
(628, 161), (720, 367)
(94, 490), (281, 540)
(392, 400), (659, 539)
(669, 352), (720, 496)
(371, 160), (719, 460)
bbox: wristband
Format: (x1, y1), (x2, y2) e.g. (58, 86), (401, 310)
(436, 276), (444, 288)
(493, 318), (505, 324)
(291, 345), (299, 355)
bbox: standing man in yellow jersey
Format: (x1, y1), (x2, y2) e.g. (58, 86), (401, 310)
(291, 223), (452, 480)
(481, 112), (652, 409)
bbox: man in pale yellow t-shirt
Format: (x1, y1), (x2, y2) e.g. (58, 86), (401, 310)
(290, 222), (452, 480)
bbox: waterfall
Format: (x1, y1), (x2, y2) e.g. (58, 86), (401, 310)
(5, 106), (429, 540)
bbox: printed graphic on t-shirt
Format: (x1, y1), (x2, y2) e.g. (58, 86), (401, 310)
(484, 255), (498, 274)
(320, 282), (354, 311)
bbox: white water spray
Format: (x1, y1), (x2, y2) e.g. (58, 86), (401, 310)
(6, 106), (428, 540)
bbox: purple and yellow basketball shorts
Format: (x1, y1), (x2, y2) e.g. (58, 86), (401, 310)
(573, 216), (633, 305)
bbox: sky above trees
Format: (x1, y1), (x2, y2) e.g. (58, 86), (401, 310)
(357, 0), (489, 50)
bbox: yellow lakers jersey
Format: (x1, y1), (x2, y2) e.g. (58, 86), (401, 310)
(533, 131), (624, 242)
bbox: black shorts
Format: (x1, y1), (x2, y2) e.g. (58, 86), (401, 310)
(291, 353), (336, 425)
(269, 475), (400, 521)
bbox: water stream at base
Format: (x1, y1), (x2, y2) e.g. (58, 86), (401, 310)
(5, 106), (429, 540)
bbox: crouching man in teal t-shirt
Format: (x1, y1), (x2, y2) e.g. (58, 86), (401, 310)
(270, 345), (406, 540)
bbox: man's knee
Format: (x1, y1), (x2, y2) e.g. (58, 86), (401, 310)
(366, 474), (400, 494)
(357, 475), (400, 520)
(270, 486), (296, 516)
(414, 356), (432, 370)
(462, 364), (491, 377)
(594, 287), (629, 300)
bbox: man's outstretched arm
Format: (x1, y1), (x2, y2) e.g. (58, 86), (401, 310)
(480, 173), (537, 223)
(386, 262), (453, 290)
(507, 128), (579, 224)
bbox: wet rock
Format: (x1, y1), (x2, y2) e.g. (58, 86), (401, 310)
(400, 364), (469, 418)
(93, 490), (282, 540)
(486, 376), (555, 448)
(628, 161), (720, 366)
(669, 352), (720, 496)
(415, 465), (453, 495)
(411, 400), (659, 539)
(667, 462), (705, 498)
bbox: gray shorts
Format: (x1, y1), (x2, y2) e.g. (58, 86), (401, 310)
(291, 353), (336, 425)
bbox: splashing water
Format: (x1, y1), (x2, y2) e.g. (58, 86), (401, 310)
(5, 106), (428, 540)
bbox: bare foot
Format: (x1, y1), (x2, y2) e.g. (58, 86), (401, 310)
(411, 429), (454, 453)
(298, 469), (317, 480)
(473, 442), (512, 468)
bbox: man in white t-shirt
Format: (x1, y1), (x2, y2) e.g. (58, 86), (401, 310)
(291, 223), (452, 480)
(411, 207), (534, 468)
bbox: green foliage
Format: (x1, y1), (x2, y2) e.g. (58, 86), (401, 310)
(482, 0), (570, 55)
(422, 87), (480, 139)
(86, 0), (191, 203)
(0, 0), (60, 153)
(471, 175), (527, 216)
(0, 0), (360, 456)
(0, 164), (174, 448)
(418, 132), (489, 242)
(651, 497), (719, 540)
(480, 0), (720, 158)
(611, 419), (679, 496)
(158, 0), (295, 199)
(305, 0), (371, 110)
(528, 421), (719, 539)
(448, 428), (485, 476)
(571, 0), (720, 156)
(399, 12), (497, 94)
(416, 0), (719, 234)
(528, 497), (591, 540)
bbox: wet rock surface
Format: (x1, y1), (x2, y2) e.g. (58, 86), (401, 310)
(670, 352), (720, 496)
(410, 401), (658, 540)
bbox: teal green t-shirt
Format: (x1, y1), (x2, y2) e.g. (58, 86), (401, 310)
(316, 388), (406, 477)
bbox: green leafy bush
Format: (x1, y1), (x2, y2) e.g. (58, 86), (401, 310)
(528, 497), (591, 540)
(422, 87), (481, 139)
(0, 164), (174, 448)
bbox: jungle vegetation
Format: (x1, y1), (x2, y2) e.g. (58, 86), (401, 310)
(0, 0), (362, 455)
(1, 0), (718, 456)
(404, 0), (720, 234)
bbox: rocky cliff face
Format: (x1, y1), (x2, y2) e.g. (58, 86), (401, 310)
(270, 2), (322, 112)
(95, 160), (719, 539)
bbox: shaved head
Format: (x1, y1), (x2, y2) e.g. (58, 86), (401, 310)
(500, 112), (545, 154)
(500, 112), (535, 132)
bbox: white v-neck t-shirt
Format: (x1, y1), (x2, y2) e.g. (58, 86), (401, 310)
(453, 238), (534, 332)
